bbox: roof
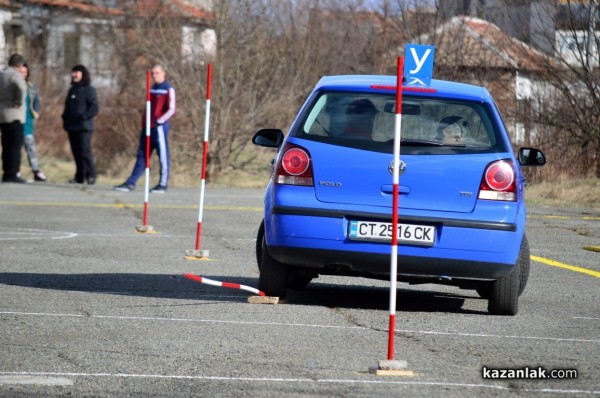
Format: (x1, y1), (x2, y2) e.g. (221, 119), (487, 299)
(18, 0), (213, 20)
(315, 75), (490, 101)
(414, 16), (556, 72)
(23, 0), (121, 15)
(121, 0), (213, 19)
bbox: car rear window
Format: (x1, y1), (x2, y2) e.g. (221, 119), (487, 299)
(291, 90), (508, 154)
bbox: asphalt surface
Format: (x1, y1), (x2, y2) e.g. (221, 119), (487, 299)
(0, 182), (598, 397)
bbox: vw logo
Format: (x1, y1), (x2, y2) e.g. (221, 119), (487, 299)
(388, 159), (407, 176)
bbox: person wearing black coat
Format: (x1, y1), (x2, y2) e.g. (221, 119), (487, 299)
(62, 64), (99, 184)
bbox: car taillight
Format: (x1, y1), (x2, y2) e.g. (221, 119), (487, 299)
(478, 160), (517, 201)
(275, 144), (313, 186)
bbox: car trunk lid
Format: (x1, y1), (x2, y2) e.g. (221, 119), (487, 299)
(310, 144), (495, 214)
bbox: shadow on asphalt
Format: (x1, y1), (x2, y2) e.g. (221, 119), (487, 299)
(288, 282), (485, 314)
(0, 272), (247, 300)
(0, 272), (485, 314)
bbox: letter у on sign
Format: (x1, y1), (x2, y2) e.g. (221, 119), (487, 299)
(404, 44), (436, 86)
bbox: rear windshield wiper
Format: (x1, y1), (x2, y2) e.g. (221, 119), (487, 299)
(384, 138), (442, 146)
(386, 138), (466, 147)
(402, 138), (443, 146)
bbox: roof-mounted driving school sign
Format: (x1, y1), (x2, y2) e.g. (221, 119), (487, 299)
(404, 44), (435, 86)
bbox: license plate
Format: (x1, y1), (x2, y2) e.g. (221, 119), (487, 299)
(348, 220), (435, 246)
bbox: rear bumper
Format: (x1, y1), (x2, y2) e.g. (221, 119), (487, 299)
(265, 206), (524, 281)
(268, 246), (513, 281)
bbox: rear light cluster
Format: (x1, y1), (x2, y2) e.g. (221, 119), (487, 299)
(275, 143), (314, 186)
(478, 160), (517, 201)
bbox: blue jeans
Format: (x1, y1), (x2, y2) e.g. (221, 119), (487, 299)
(126, 124), (170, 187)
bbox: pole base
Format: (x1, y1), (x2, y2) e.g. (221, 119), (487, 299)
(184, 249), (210, 260)
(369, 360), (415, 376)
(248, 296), (279, 304)
(135, 225), (156, 234)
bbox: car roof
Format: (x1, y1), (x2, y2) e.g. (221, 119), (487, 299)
(314, 75), (491, 102)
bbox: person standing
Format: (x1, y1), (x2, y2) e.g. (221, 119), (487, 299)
(21, 63), (47, 182)
(62, 64), (98, 185)
(114, 64), (175, 193)
(0, 53), (28, 183)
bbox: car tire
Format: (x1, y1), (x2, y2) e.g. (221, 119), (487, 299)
(256, 220), (265, 270)
(258, 236), (289, 298)
(487, 256), (520, 316)
(477, 235), (528, 302)
(518, 235), (530, 296)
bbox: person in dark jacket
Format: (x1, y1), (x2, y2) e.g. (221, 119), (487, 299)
(62, 64), (98, 184)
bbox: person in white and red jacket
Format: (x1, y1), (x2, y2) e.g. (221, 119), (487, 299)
(114, 64), (175, 194)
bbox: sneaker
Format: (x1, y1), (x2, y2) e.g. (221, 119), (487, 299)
(68, 178), (84, 184)
(33, 170), (47, 182)
(87, 177), (96, 185)
(114, 182), (134, 192)
(150, 184), (167, 193)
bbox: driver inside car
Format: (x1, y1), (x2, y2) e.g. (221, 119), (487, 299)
(437, 115), (468, 145)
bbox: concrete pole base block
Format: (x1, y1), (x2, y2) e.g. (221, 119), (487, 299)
(184, 249), (210, 260)
(368, 360), (415, 376)
(248, 296), (279, 304)
(135, 225), (156, 234)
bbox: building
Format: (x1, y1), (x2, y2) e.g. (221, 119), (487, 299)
(405, 16), (562, 144)
(439, 0), (599, 67)
(0, 0), (215, 86)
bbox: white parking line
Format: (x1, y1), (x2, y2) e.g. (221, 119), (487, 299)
(0, 375), (73, 386)
(0, 229), (255, 241)
(1, 311), (598, 343)
(0, 227), (78, 241)
(0, 372), (596, 395)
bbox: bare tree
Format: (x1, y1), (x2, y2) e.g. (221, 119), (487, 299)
(207, 0), (403, 179)
(539, 0), (600, 178)
(493, 0), (600, 178)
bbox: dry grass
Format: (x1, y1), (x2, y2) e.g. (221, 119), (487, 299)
(524, 176), (600, 210)
(30, 155), (271, 188)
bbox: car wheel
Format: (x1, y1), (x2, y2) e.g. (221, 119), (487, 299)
(478, 235), (528, 302)
(288, 270), (313, 291)
(518, 235), (530, 296)
(256, 220), (265, 270)
(488, 256), (520, 316)
(258, 236), (288, 298)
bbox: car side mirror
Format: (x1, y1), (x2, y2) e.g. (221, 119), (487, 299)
(518, 147), (546, 166)
(252, 129), (284, 148)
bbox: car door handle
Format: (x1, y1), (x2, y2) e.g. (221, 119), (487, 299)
(380, 185), (410, 195)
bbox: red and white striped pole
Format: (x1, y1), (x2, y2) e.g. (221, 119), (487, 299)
(388, 56), (404, 360)
(136, 70), (155, 233)
(185, 64), (212, 259)
(183, 273), (265, 296)
(371, 56), (412, 376)
(183, 273), (279, 304)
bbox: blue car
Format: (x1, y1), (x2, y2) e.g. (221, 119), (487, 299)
(252, 75), (545, 315)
